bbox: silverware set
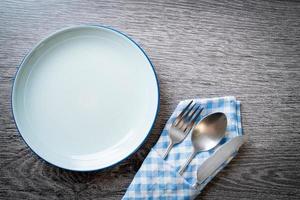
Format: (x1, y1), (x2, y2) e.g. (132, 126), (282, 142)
(163, 100), (227, 175)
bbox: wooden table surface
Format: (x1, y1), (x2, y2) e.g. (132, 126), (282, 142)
(1, 0), (300, 199)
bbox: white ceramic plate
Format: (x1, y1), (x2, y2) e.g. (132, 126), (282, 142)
(12, 26), (159, 171)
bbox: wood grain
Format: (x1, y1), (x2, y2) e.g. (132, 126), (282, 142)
(1, 0), (300, 199)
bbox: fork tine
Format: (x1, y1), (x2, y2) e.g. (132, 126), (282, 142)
(176, 103), (197, 129)
(191, 107), (203, 123)
(179, 106), (201, 132)
(184, 107), (204, 133)
(175, 103), (196, 127)
(177, 104), (200, 130)
(182, 103), (196, 118)
(173, 100), (193, 125)
(179, 105), (200, 131)
(174, 104), (196, 128)
(186, 104), (200, 121)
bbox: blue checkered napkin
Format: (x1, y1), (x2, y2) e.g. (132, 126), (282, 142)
(123, 96), (243, 200)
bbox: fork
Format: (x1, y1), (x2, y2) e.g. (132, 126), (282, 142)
(162, 100), (204, 159)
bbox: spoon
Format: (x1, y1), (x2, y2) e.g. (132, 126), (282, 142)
(178, 112), (227, 175)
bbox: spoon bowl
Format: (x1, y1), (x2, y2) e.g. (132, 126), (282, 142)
(192, 112), (227, 151)
(178, 112), (227, 175)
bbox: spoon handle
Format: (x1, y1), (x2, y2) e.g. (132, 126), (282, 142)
(179, 150), (197, 175)
(162, 141), (174, 159)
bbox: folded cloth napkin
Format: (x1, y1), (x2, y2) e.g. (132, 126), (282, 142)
(123, 96), (244, 200)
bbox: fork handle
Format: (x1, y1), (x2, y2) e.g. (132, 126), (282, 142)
(162, 141), (174, 159)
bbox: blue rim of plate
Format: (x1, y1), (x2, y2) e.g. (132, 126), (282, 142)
(11, 25), (160, 172)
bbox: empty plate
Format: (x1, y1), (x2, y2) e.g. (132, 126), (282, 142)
(12, 25), (159, 171)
